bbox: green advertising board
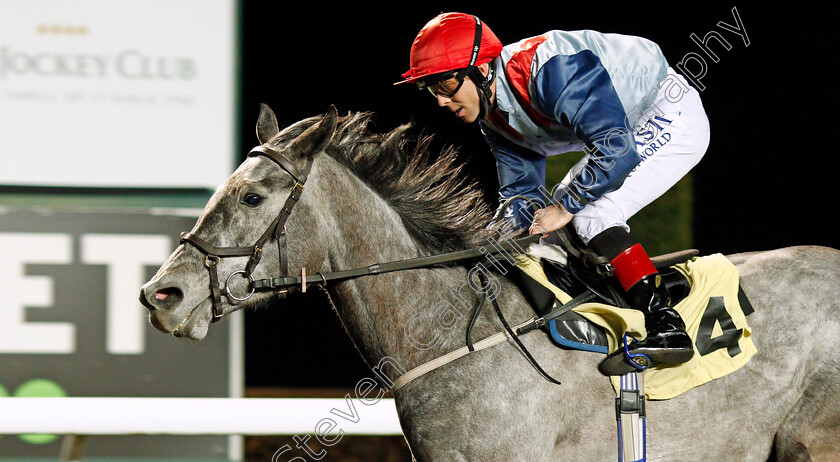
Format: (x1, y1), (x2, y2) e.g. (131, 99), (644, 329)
(0, 199), (243, 460)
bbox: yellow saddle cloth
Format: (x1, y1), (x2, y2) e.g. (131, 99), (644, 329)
(517, 253), (757, 400)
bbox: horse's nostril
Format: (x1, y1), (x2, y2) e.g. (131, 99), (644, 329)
(149, 287), (184, 310)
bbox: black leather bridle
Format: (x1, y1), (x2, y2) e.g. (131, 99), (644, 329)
(180, 144), (313, 322)
(179, 142), (544, 331)
(177, 143), (563, 385)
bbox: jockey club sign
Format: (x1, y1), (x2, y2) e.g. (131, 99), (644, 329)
(0, 47), (197, 81)
(0, 0), (237, 190)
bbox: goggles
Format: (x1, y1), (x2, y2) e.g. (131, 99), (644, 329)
(417, 70), (468, 98)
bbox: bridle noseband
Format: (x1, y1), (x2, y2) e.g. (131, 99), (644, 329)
(180, 144), (313, 322)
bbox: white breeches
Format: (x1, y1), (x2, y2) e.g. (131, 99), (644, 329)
(560, 70), (711, 243)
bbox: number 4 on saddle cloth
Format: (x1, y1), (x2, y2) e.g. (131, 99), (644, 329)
(506, 232), (757, 400)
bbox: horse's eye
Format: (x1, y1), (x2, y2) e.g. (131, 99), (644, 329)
(242, 193), (263, 207)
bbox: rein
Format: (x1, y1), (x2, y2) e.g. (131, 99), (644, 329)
(249, 234), (541, 292)
(179, 144), (543, 322)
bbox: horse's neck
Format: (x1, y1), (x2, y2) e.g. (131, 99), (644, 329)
(310, 158), (476, 372)
(313, 156), (423, 274)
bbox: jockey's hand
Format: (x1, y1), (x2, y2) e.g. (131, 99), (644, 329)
(529, 204), (574, 235)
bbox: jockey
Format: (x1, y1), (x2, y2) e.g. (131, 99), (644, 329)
(395, 12), (711, 372)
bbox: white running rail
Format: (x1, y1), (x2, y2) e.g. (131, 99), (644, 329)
(0, 397), (403, 460)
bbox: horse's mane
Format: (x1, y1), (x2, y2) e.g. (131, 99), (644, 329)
(272, 111), (496, 253)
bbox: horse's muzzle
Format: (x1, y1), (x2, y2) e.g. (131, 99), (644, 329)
(139, 283), (184, 312)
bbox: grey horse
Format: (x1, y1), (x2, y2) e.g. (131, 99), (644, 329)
(140, 105), (840, 461)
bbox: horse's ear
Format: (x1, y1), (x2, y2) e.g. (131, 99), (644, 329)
(287, 105), (338, 158)
(256, 103), (280, 145)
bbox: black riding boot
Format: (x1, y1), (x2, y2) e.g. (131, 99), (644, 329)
(612, 273), (694, 364)
(589, 227), (694, 375)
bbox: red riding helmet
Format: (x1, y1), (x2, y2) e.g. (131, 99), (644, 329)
(395, 12), (503, 86)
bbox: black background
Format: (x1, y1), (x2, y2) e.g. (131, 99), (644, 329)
(238, 2), (838, 388)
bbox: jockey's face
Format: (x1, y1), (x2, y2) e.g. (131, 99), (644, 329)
(431, 64), (493, 124)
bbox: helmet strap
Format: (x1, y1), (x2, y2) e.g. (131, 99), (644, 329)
(469, 64), (497, 119)
(467, 16), (496, 119)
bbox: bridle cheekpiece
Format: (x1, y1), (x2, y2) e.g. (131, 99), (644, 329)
(180, 144), (314, 322)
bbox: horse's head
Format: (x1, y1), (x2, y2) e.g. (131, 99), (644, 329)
(140, 104), (337, 340)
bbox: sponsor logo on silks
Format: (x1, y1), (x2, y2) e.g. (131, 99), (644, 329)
(630, 116), (673, 174)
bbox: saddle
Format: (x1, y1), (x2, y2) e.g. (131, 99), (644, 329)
(500, 226), (757, 392)
(505, 227), (697, 355)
